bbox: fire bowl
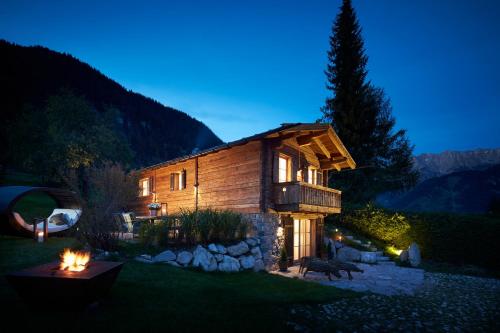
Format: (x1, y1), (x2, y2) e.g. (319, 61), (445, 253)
(6, 261), (123, 309)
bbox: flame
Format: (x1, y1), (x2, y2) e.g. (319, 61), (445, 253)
(59, 249), (90, 272)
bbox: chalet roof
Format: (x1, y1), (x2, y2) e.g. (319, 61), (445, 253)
(140, 123), (356, 171)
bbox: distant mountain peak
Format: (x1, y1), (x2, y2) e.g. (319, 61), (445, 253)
(414, 148), (500, 182)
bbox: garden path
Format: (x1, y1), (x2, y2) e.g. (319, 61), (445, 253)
(273, 263), (425, 296)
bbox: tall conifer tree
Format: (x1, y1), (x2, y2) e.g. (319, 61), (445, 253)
(322, 0), (418, 204)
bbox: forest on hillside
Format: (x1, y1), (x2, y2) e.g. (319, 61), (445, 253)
(0, 40), (222, 176)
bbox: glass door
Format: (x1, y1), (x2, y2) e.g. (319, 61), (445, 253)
(293, 219), (311, 260)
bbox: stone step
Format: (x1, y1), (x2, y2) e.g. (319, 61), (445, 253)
(377, 256), (391, 261)
(345, 235), (354, 240)
(374, 251), (384, 256)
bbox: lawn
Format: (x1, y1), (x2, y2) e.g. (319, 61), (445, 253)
(0, 236), (357, 332)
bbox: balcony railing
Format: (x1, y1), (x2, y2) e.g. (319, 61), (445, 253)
(272, 181), (341, 214)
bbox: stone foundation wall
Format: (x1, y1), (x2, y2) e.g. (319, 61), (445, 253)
(244, 213), (280, 270)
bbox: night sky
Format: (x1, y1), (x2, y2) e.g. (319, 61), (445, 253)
(1, 0), (499, 154)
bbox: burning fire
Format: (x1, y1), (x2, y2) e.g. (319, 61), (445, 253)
(59, 249), (90, 272)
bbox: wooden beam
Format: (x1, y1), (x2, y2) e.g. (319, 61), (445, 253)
(312, 137), (330, 159)
(266, 132), (297, 149)
(296, 130), (328, 147)
(320, 157), (347, 170)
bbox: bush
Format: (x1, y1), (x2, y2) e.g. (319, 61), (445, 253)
(337, 204), (500, 271)
(341, 204), (411, 248)
(406, 213), (500, 270)
(139, 208), (249, 248)
(61, 162), (138, 250)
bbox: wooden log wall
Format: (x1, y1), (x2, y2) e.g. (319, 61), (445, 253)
(132, 141), (262, 215)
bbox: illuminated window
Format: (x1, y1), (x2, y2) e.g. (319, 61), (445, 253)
(278, 156), (290, 183)
(297, 169), (303, 182)
(308, 167), (317, 185)
(161, 203), (168, 216)
(140, 178), (150, 196)
(170, 170), (187, 191)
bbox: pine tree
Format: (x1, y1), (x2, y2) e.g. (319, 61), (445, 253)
(322, 0), (418, 204)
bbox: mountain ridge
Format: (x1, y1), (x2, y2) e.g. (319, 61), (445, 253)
(414, 148), (500, 182)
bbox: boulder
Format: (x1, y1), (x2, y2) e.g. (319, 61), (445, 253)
(153, 250), (176, 263)
(239, 255), (256, 269)
(218, 255), (241, 272)
(192, 245), (218, 272)
(227, 241), (249, 256)
(408, 243), (421, 267)
(245, 237), (258, 247)
(208, 243), (218, 253)
(399, 249), (409, 262)
(216, 244), (227, 254)
(214, 253), (224, 262)
(253, 259), (265, 272)
(250, 246), (262, 259)
(360, 251), (377, 264)
(176, 251), (193, 266)
(337, 246), (361, 262)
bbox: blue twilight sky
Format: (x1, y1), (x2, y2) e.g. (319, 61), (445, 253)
(1, 0), (499, 154)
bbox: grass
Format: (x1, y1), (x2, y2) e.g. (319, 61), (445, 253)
(0, 236), (358, 332)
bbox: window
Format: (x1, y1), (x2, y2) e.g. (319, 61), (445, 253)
(293, 219), (311, 260)
(278, 155), (290, 183)
(170, 170), (187, 191)
(308, 167), (317, 185)
(297, 169), (303, 182)
(140, 178), (150, 196)
(161, 203), (168, 216)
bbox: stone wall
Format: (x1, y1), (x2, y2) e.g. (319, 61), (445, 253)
(135, 237), (266, 272)
(244, 213), (280, 270)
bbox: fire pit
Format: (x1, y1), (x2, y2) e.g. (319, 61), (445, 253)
(6, 249), (123, 309)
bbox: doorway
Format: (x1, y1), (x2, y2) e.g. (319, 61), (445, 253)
(293, 219), (311, 260)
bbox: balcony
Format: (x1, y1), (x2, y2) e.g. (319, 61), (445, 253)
(272, 181), (341, 214)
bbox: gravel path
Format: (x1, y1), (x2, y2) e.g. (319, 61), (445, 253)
(287, 272), (500, 332)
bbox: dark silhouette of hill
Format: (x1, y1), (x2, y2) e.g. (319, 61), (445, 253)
(385, 164), (500, 213)
(0, 40), (222, 168)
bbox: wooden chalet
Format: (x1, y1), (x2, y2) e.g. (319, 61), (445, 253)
(132, 123), (355, 266)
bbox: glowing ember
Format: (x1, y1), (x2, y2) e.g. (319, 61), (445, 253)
(59, 249), (90, 272)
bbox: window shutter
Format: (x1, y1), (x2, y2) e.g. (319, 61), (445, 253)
(182, 170), (187, 189)
(170, 173), (175, 191)
(272, 152), (279, 183)
(149, 176), (154, 194)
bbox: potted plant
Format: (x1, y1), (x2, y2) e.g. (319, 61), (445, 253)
(147, 203), (161, 217)
(320, 242), (329, 260)
(278, 246), (288, 272)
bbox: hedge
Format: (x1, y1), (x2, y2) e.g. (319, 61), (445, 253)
(334, 204), (500, 270)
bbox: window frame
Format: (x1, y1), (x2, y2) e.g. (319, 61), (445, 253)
(140, 178), (150, 196)
(278, 154), (291, 183)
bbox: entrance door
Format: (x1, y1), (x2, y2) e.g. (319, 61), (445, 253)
(293, 219), (311, 260)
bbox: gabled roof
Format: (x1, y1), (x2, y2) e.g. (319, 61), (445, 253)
(140, 123), (356, 171)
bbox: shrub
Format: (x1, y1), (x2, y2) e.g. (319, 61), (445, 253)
(279, 246), (288, 262)
(61, 162), (138, 250)
(337, 204), (500, 271)
(342, 203), (411, 248)
(139, 208), (249, 248)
